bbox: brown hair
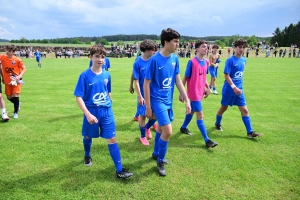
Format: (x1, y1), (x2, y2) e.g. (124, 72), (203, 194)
(140, 39), (156, 52)
(195, 40), (207, 48)
(6, 44), (16, 52)
(234, 39), (248, 47)
(90, 46), (106, 56)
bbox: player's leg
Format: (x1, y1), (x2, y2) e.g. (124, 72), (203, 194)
(145, 118), (156, 139)
(180, 99), (194, 135)
(194, 101), (218, 148)
(101, 109), (133, 179)
(238, 105), (263, 138)
(0, 92), (9, 121)
(139, 115), (149, 145)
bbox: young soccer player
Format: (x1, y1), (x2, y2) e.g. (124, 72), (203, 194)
(208, 44), (220, 94)
(74, 46), (133, 179)
(34, 49), (42, 67)
(214, 39), (263, 139)
(179, 40), (218, 148)
(133, 39), (158, 145)
(0, 58), (9, 121)
(144, 28), (191, 176)
(0, 45), (26, 119)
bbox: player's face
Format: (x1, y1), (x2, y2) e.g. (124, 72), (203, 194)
(165, 39), (179, 53)
(212, 48), (218, 53)
(234, 45), (245, 57)
(91, 54), (105, 67)
(6, 50), (14, 58)
(197, 44), (208, 56)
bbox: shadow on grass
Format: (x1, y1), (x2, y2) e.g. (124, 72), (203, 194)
(47, 114), (82, 122)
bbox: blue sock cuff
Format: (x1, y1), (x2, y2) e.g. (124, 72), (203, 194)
(145, 119), (156, 129)
(108, 143), (118, 150)
(158, 138), (168, 148)
(197, 119), (204, 124)
(242, 116), (250, 120)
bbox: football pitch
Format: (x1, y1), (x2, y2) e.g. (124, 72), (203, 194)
(0, 56), (299, 199)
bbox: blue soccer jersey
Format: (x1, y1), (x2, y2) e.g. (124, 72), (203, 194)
(34, 51), (41, 57)
(222, 55), (247, 96)
(74, 68), (112, 108)
(89, 57), (110, 70)
(133, 57), (150, 97)
(144, 52), (180, 105)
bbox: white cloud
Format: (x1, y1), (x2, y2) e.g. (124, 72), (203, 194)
(0, 16), (8, 22)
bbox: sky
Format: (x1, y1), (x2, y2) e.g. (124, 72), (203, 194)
(0, 0), (299, 40)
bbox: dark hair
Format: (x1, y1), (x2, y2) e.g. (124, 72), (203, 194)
(212, 44), (219, 49)
(6, 44), (16, 52)
(195, 40), (207, 48)
(160, 28), (180, 47)
(234, 39), (248, 48)
(90, 46), (106, 56)
(140, 39), (156, 52)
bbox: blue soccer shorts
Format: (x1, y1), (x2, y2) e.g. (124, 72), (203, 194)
(190, 100), (203, 112)
(209, 66), (217, 78)
(36, 57), (40, 62)
(221, 93), (247, 107)
(137, 103), (146, 117)
(151, 101), (174, 127)
(82, 107), (116, 139)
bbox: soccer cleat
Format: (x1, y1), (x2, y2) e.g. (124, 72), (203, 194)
(210, 89), (213, 93)
(13, 113), (18, 119)
(116, 168), (133, 179)
(2, 112), (9, 122)
(213, 90), (218, 95)
(206, 140), (218, 148)
(84, 156), (92, 166)
(146, 128), (152, 139)
(152, 154), (169, 164)
(215, 124), (223, 131)
(180, 127), (193, 136)
(133, 116), (139, 121)
(140, 137), (150, 146)
(247, 131), (263, 139)
(152, 124), (158, 131)
(157, 161), (167, 176)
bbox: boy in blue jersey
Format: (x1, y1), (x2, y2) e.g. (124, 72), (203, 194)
(133, 39), (157, 145)
(34, 49), (42, 67)
(179, 40), (218, 148)
(74, 46), (133, 179)
(144, 28), (191, 176)
(214, 39), (263, 139)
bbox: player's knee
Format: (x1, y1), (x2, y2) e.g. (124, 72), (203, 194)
(196, 111), (204, 120)
(107, 137), (117, 144)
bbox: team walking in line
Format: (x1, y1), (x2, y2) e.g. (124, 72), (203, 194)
(0, 28), (263, 179)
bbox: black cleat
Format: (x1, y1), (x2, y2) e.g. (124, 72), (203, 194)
(180, 127), (193, 135)
(116, 168), (133, 179)
(157, 161), (166, 176)
(247, 131), (263, 139)
(215, 124), (223, 131)
(206, 140), (218, 148)
(84, 156), (92, 166)
(152, 154), (169, 164)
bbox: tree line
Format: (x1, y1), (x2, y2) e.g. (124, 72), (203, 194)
(270, 21), (300, 47)
(8, 34), (271, 47)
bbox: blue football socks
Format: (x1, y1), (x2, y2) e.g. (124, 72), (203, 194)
(158, 138), (168, 162)
(108, 143), (123, 173)
(152, 132), (161, 157)
(83, 137), (92, 157)
(145, 119), (156, 129)
(139, 125), (146, 138)
(242, 116), (253, 134)
(216, 115), (222, 125)
(181, 114), (193, 129)
(197, 119), (209, 142)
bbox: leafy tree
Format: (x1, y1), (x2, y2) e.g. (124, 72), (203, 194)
(215, 40), (225, 48)
(72, 38), (81, 44)
(96, 38), (109, 45)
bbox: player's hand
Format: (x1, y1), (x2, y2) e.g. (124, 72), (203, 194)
(86, 113), (98, 124)
(185, 101), (191, 114)
(145, 107), (153, 119)
(15, 75), (21, 81)
(129, 86), (134, 94)
(138, 96), (145, 105)
(204, 88), (210, 98)
(233, 87), (242, 95)
(179, 94), (184, 102)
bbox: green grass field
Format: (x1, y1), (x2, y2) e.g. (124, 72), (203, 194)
(0, 56), (299, 199)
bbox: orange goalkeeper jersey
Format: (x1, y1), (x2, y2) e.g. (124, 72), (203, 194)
(0, 54), (25, 84)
